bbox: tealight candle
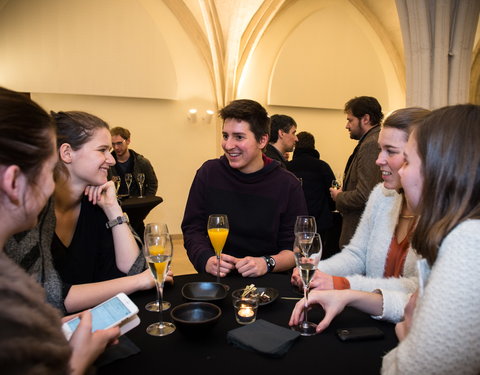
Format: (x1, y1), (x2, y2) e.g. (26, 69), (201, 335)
(238, 306), (254, 318)
(234, 298), (258, 324)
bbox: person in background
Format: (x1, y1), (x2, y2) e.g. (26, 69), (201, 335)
(182, 99), (307, 277)
(108, 126), (158, 197)
(0, 86), (119, 375)
(287, 131), (338, 258)
(291, 107), (430, 323)
(6, 111), (163, 314)
(290, 104), (480, 374)
(264, 114), (298, 168)
(331, 96), (383, 248)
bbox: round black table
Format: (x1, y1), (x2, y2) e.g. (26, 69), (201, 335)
(120, 195), (163, 235)
(97, 272), (398, 375)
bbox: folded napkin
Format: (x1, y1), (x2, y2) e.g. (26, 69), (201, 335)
(227, 319), (300, 357)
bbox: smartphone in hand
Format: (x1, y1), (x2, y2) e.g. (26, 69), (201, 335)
(62, 292), (140, 340)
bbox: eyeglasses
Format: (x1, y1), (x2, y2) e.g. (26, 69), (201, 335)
(112, 139), (126, 147)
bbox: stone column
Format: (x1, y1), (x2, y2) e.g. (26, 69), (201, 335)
(396, 0), (480, 109)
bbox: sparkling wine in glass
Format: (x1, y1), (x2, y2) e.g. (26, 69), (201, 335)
(207, 214), (229, 290)
(125, 173), (133, 197)
(144, 223), (171, 312)
(136, 173), (145, 198)
(292, 233), (322, 336)
(143, 224), (175, 336)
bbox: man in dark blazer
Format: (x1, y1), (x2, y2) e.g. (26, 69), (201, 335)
(330, 96), (383, 248)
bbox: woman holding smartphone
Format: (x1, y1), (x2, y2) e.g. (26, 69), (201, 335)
(6, 111), (171, 313)
(0, 87), (118, 374)
(290, 104), (480, 374)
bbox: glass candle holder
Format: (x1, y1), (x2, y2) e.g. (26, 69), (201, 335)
(234, 297), (258, 325)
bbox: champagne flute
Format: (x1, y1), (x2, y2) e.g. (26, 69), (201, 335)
(125, 173), (133, 197)
(144, 223), (171, 312)
(207, 214), (229, 290)
(143, 224), (175, 336)
(294, 215), (317, 235)
(292, 233), (322, 336)
(136, 173), (145, 198)
(294, 216), (317, 255)
(111, 176), (121, 195)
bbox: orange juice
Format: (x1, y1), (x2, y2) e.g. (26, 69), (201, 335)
(208, 228), (229, 256)
(148, 245), (167, 281)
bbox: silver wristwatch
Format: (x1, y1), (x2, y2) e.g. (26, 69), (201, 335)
(105, 213), (129, 229)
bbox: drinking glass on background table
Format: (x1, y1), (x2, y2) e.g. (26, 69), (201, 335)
(111, 176), (121, 195)
(125, 173), (133, 197)
(143, 223), (175, 336)
(136, 173), (145, 198)
(144, 223), (171, 312)
(292, 233), (322, 336)
(207, 214), (229, 290)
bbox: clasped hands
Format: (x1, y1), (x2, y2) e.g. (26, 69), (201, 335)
(206, 254), (268, 277)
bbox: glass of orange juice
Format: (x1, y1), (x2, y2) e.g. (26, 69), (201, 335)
(143, 222), (175, 336)
(207, 214), (229, 289)
(144, 223), (171, 312)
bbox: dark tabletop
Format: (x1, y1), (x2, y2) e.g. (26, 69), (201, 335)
(97, 272), (398, 375)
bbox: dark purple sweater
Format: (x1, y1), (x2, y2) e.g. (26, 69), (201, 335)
(181, 155), (308, 272)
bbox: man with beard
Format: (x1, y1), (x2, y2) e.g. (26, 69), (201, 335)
(330, 96), (383, 248)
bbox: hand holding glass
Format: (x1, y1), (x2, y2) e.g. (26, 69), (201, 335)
(143, 223), (175, 336)
(207, 214), (229, 288)
(292, 233), (322, 336)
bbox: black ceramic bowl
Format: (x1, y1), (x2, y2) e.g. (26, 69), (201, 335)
(181, 282), (228, 301)
(170, 302), (221, 334)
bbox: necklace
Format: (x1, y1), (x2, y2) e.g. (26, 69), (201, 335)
(400, 214), (416, 219)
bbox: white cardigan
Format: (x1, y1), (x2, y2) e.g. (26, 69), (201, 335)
(382, 220), (480, 374)
(318, 183), (419, 321)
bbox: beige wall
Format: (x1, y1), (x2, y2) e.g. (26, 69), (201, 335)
(0, 0), (405, 234)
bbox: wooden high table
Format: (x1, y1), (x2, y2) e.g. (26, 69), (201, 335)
(97, 272), (398, 374)
(120, 195), (163, 236)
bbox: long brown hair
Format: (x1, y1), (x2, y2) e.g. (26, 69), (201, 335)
(412, 104), (480, 265)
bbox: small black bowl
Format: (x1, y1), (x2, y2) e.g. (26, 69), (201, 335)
(181, 282), (228, 301)
(170, 302), (221, 334)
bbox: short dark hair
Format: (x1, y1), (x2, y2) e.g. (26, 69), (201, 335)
(219, 99), (270, 142)
(0, 87), (55, 183)
(296, 131), (315, 149)
(269, 114), (296, 143)
(110, 126), (131, 140)
(344, 96), (384, 126)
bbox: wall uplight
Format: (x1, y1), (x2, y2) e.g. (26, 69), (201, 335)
(188, 108), (197, 122)
(205, 109), (215, 123)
